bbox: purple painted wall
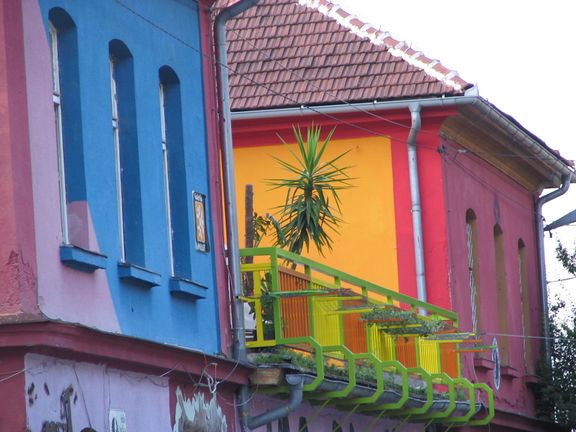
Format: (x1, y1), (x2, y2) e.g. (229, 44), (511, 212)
(247, 394), (423, 431)
(25, 353), (171, 431)
(24, 352), (241, 431)
(442, 137), (541, 417)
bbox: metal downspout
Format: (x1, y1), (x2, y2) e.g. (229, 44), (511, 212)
(215, 2), (285, 431)
(246, 375), (305, 430)
(215, 0), (259, 364)
(407, 103), (428, 306)
(536, 175), (570, 363)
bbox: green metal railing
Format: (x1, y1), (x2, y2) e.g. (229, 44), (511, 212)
(239, 247), (494, 427)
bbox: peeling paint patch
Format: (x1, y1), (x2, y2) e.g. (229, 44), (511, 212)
(0, 250), (37, 315)
(173, 387), (227, 432)
(40, 422), (60, 432)
(27, 382), (36, 406)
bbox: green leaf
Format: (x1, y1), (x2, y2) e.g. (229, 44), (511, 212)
(265, 124), (353, 256)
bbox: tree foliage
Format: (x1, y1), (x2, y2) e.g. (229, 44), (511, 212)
(556, 241), (576, 276)
(266, 125), (353, 256)
(536, 241), (576, 428)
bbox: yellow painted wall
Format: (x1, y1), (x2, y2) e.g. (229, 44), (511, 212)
(234, 135), (399, 292)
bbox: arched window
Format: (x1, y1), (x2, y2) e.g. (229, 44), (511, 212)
(49, 8), (89, 248)
(494, 224), (509, 363)
(466, 209), (481, 333)
(159, 66), (191, 278)
(109, 40), (144, 265)
(518, 239), (533, 373)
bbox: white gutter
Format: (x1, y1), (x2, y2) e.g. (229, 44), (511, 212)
(536, 176), (570, 364)
(231, 95), (478, 120)
(407, 103), (428, 306)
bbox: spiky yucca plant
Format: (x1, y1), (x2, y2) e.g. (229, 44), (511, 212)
(267, 125), (352, 256)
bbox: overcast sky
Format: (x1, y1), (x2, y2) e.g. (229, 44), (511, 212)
(336, 0), (576, 288)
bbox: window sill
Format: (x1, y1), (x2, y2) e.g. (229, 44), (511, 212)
(60, 245), (107, 272)
(118, 263), (161, 288)
(170, 277), (208, 300)
(501, 366), (521, 379)
(523, 374), (540, 387)
(473, 357), (495, 371)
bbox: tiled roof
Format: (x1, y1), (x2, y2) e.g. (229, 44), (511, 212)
(222, 0), (472, 111)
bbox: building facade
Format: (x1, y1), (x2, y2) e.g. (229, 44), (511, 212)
(0, 0), (248, 430)
(226, 0), (575, 430)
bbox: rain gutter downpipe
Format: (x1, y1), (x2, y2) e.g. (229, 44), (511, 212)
(536, 175), (570, 363)
(215, 0), (259, 365)
(246, 375), (305, 430)
(407, 103), (428, 307)
(216, 2), (306, 430)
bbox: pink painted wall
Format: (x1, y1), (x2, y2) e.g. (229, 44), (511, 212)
(442, 137), (541, 417)
(248, 394), (423, 431)
(0, 351), (27, 429)
(0, 0), (40, 318)
(21, 0), (120, 331)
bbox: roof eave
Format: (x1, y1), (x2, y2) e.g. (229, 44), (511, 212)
(231, 95), (576, 188)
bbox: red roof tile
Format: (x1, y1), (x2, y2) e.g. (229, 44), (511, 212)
(219, 0), (472, 111)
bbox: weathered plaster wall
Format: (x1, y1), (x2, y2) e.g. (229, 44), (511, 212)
(0, 0), (39, 318)
(25, 353), (171, 431)
(248, 394), (422, 431)
(24, 352), (239, 432)
(442, 137), (540, 416)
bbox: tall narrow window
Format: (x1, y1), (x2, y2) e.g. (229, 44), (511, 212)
(466, 209), (482, 333)
(494, 224), (509, 363)
(109, 40), (144, 265)
(159, 66), (192, 278)
(518, 239), (533, 373)
(49, 9), (89, 248)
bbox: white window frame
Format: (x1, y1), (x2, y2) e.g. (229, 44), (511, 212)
(50, 23), (70, 245)
(159, 83), (175, 276)
(466, 220), (479, 334)
(110, 58), (126, 262)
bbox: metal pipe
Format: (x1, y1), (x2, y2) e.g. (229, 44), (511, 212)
(215, 0), (259, 364)
(535, 175), (570, 363)
(407, 104), (428, 305)
(214, 3), (260, 431)
(247, 375), (304, 430)
(231, 95), (575, 183)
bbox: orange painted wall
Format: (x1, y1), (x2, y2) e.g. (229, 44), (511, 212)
(234, 134), (400, 292)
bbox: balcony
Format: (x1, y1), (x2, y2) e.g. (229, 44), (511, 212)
(240, 247), (494, 427)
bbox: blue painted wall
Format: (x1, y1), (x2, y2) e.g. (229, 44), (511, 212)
(38, 0), (222, 352)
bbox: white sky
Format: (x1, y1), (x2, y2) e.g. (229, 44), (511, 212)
(337, 0), (576, 294)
